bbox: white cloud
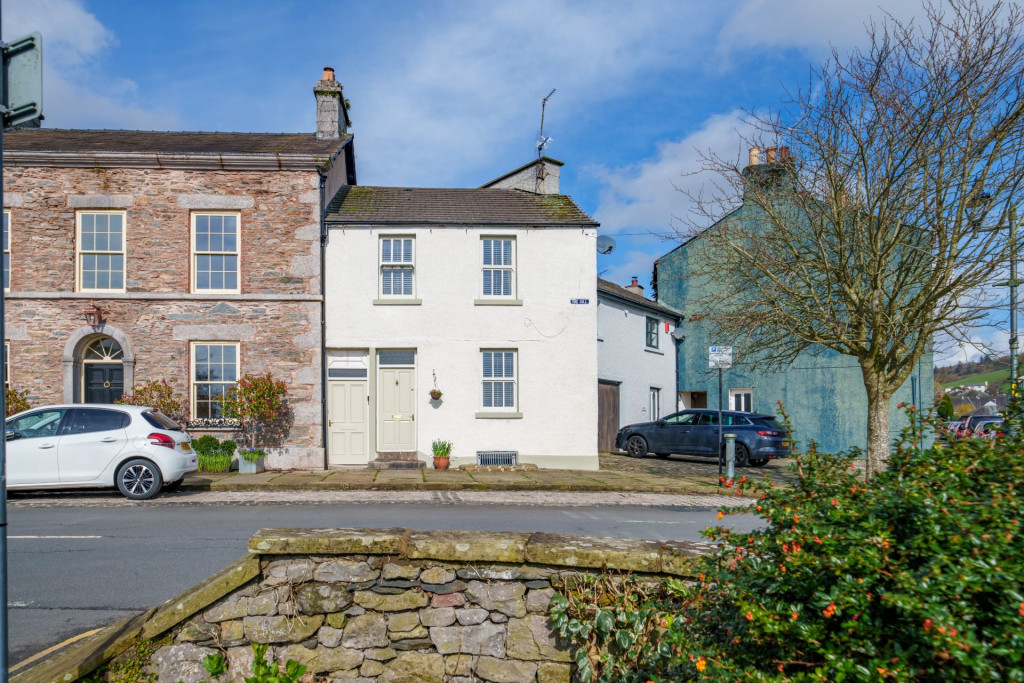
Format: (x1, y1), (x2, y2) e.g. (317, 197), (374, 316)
(716, 0), (925, 59)
(3, 0), (178, 129)
(349, 0), (715, 187)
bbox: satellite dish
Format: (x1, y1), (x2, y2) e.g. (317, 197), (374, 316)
(596, 235), (617, 254)
(670, 328), (686, 342)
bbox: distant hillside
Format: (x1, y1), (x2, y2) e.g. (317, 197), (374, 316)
(936, 355), (1019, 392)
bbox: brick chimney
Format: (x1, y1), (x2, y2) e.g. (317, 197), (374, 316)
(626, 277), (644, 296)
(314, 67), (348, 139)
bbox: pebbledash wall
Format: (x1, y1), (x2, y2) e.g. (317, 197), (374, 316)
(2, 130), (352, 469)
(11, 528), (706, 683)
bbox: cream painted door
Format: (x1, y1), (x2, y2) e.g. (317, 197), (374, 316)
(379, 367), (415, 451)
(328, 381), (369, 465)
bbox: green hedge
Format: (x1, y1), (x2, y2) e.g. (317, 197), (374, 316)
(553, 404), (1024, 681)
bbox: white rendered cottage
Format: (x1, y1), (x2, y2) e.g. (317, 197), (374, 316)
(597, 278), (684, 452)
(323, 159), (599, 470)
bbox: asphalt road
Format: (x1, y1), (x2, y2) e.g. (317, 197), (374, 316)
(6, 496), (760, 664)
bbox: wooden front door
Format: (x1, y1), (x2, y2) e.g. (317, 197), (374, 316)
(379, 367), (415, 451)
(83, 364), (124, 404)
(598, 381), (620, 452)
(328, 380), (369, 466)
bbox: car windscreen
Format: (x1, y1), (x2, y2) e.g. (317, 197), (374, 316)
(142, 410), (181, 431)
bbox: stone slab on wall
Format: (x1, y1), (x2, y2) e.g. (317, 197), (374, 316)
(21, 528), (708, 683)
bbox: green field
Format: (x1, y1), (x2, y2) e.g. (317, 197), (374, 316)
(942, 368), (1012, 391)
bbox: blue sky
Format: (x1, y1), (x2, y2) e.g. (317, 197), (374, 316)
(9, 0), (996, 364)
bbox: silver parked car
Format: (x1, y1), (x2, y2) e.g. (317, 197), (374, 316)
(5, 404), (196, 500)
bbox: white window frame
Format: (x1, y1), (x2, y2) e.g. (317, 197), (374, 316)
(650, 387), (661, 420)
(76, 210), (126, 293)
(4, 341), (9, 388)
(646, 316), (659, 349)
(190, 342), (240, 420)
(191, 212), (240, 294)
(481, 237), (516, 298)
(3, 210), (10, 292)
(379, 236), (415, 298)
(730, 388), (753, 413)
(481, 349), (517, 411)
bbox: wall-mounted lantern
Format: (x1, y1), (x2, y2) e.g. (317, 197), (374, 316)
(84, 302), (105, 329)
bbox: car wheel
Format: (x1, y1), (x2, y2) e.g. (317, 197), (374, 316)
(749, 458), (770, 467)
(163, 477), (185, 492)
(116, 458), (163, 500)
(625, 435), (649, 458)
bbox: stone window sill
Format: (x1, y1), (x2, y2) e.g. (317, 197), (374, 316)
(474, 299), (523, 306)
(644, 347), (665, 356)
(373, 298), (422, 306)
(475, 411), (524, 419)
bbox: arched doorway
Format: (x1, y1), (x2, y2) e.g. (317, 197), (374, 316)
(82, 337), (124, 403)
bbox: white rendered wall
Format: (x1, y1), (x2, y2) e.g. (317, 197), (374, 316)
(325, 225), (598, 470)
(597, 296), (679, 431)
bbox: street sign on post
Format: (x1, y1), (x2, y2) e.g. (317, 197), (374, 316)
(709, 346), (733, 369)
(1, 31), (44, 128)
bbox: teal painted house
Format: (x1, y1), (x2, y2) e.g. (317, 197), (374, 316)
(654, 156), (933, 456)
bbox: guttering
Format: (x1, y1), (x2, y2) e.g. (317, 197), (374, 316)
(4, 151), (337, 172)
(597, 288), (682, 322)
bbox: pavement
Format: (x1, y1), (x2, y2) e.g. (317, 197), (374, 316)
(169, 451), (791, 496)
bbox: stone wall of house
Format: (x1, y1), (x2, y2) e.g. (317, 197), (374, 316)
(51, 529), (705, 683)
(2, 166), (325, 466)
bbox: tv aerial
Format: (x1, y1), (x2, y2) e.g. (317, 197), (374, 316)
(596, 235), (617, 254)
(537, 88), (556, 157)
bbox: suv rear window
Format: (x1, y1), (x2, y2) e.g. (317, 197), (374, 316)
(142, 410), (181, 431)
(757, 417), (787, 431)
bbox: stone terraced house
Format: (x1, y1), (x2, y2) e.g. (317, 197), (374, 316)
(1, 69), (355, 469)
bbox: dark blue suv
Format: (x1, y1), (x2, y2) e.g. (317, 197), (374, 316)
(614, 409), (791, 467)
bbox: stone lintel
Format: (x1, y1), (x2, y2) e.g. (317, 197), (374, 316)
(406, 530), (529, 564)
(171, 324), (256, 341)
(525, 533), (663, 573)
(249, 527), (408, 555)
(3, 192), (24, 208)
(68, 194), (134, 208)
(177, 194), (255, 210)
(141, 554), (259, 640)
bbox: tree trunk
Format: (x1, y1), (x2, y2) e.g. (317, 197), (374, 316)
(862, 368), (894, 477)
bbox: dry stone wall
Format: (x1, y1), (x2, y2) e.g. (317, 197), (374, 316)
(27, 528), (708, 683)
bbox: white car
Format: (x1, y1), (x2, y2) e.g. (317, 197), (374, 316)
(5, 404), (197, 500)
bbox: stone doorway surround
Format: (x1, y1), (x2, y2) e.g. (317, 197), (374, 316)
(62, 325), (136, 404)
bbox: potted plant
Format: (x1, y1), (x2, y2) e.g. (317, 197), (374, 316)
(238, 447), (266, 474)
(429, 389), (443, 401)
(432, 439), (453, 470)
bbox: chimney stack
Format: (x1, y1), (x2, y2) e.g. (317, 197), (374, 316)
(314, 66), (347, 139)
(748, 147), (760, 166)
(625, 277), (644, 296)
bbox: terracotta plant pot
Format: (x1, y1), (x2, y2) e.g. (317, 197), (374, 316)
(433, 455), (450, 471)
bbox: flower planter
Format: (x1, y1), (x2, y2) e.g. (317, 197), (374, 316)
(238, 454), (265, 474)
(429, 390), (443, 401)
(433, 456), (450, 471)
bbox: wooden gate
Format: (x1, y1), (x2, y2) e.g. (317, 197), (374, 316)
(598, 381), (621, 452)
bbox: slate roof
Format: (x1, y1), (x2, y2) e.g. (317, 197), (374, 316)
(597, 277), (682, 319)
(3, 128), (350, 157)
(325, 185), (597, 226)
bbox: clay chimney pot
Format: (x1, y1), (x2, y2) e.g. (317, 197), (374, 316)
(766, 146), (778, 163)
(322, 67), (335, 82)
(748, 147), (760, 166)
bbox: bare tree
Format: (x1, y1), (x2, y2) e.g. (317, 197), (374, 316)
(679, 0), (1024, 473)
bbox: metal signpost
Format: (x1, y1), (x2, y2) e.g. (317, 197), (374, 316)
(0, 18), (44, 681)
(709, 346), (733, 482)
